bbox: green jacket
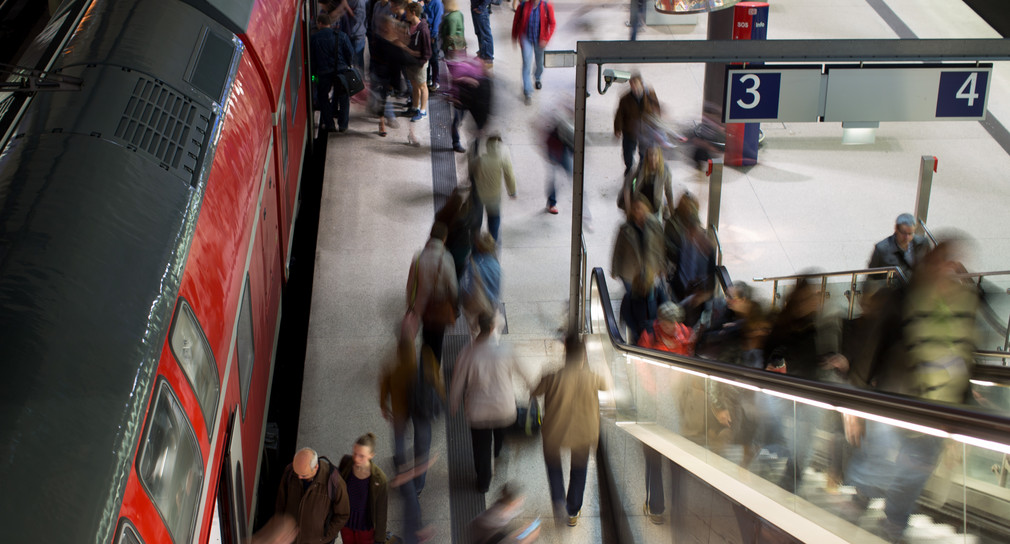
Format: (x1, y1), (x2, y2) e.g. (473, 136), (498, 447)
(440, 10), (466, 52)
(337, 455), (389, 542)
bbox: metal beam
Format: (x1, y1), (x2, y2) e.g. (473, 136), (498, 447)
(576, 38), (1010, 65)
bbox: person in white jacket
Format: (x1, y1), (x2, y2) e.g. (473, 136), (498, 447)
(450, 313), (532, 493)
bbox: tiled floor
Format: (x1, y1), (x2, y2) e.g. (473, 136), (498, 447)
(296, 0), (1010, 542)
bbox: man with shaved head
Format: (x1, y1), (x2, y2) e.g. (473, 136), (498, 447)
(276, 447), (350, 543)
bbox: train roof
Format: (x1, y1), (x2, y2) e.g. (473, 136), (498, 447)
(0, 132), (196, 543)
(0, 0), (239, 541)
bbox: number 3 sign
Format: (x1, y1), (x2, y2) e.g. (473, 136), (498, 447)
(729, 72), (781, 120)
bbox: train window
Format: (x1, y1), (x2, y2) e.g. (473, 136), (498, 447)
(170, 300), (221, 433)
(114, 518), (144, 544)
(188, 28), (237, 103)
(288, 24), (302, 123)
(236, 277), (255, 418)
(137, 380), (204, 544)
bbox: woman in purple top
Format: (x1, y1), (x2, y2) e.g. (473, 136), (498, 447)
(338, 433), (389, 544)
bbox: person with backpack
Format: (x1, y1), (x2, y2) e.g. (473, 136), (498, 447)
(274, 447), (350, 544)
(449, 313), (533, 493)
(405, 222), (458, 364)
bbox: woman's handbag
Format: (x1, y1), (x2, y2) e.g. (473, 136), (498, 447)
(336, 66), (365, 96)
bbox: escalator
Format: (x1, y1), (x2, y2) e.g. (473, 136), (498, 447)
(586, 267), (1010, 544)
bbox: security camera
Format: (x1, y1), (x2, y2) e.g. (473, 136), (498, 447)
(603, 69), (631, 85)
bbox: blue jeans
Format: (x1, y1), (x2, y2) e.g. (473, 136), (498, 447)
(545, 445), (590, 516)
(471, 4), (493, 60)
(316, 72), (335, 130)
(334, 88), (350, 131)
(394, 412), (433, 493)
(622, 136), (641, 175)
(546, 144), (573, 207)
(519, 37), (544, 97)
(352, 38), (366, 73)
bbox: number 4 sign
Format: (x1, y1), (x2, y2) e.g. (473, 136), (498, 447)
(936, 70), (990, 118)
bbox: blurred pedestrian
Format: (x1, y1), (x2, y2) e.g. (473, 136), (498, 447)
(310, 13), (338, 132)
(510, 0), (555, 105)
(446, 55), (494, 152)
(621, 145), (674, 222)
(439, 0), (467, 63)
(543, 108), (573, 215)
(435, 187), (481, 284)
(379, 337), (439, 544)
(396, 2), (432, 145)
(275, 448), (350, 544)
(532, 334), (608, 527)
(614, 72), (661, 175)
(422, 0), (444, 90)
(470, 483), (541, 543)
(406, 222), (459, 364)
(450, 313), (533, 493)
(337, 433), (388, 544)
(469, 131), (517, 241)
(637, 301), (694, 355)
(611, 194), (666, 343)
(471, 0), (494, 64)
(848, 239), (977, 542)
(461, 232), (502, 336)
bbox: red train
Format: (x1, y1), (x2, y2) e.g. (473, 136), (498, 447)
(0, 0), (312, 542)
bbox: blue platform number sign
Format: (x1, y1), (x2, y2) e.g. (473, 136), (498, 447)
(729, 72), (781, 120)
(936, 71), (988, 118)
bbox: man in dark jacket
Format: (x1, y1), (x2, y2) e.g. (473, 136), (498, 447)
(613, 73), (660, 175)
(868, 213), (930, 279)
(310, 13), (338, 132)
(275, 447), (350, 544)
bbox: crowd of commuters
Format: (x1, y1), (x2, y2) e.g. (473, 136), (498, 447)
(299, 4), (992, 542)
(312, 0), (558, 148)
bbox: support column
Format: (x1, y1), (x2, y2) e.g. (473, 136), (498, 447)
(913, 155), (937, 236)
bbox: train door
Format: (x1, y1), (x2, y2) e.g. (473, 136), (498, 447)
(210, 411), (249, 544)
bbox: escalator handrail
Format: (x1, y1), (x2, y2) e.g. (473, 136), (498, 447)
(752, 266), (908, 284)
(590, 267), (1010, 447)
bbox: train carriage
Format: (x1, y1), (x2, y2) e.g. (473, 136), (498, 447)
(0, 0), (312, 542)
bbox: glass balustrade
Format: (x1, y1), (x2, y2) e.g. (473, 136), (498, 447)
(589, 268), (1010, 544)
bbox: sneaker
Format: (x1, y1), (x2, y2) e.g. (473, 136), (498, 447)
(452, 142), (466, 153)
(547, 205), (558, 215)
(408, 133), (421, 147)
(535, 80), (542, 90)
(385, 117), (399, 129)
(411, 110), (427, 122)
(428, 82), (440, 92)
(567, 510), (580, 527)
(524, 95), (532, 106)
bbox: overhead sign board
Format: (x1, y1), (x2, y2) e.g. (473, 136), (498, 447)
(823, 65), (992, 122)
(724, 67), (824, 122)
(723, 64), (993, 124)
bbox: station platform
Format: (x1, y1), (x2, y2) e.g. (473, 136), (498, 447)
(295, 0), (1010, 542)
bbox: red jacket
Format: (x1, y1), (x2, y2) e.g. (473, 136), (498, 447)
(511, 0), (556, 45)
(638, 321), (695, 356)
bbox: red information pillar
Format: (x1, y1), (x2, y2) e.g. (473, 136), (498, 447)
(725, 2), (769, 166)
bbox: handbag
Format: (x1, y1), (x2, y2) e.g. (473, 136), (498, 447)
(336, 66), (365, 96)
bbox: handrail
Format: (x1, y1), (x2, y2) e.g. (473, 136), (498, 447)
(919, 218), (938, 247)
(589, 267), (1010, 447)
(753, 266), (907, 284)
(956, 270), (1010, 280)
(709, 225), (723, 267)
(579, 234), (588, 334)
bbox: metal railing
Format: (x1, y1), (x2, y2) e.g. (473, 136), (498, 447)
(753, 266), (907, 318)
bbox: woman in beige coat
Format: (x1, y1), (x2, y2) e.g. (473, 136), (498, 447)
(532, 334), (608, 526)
